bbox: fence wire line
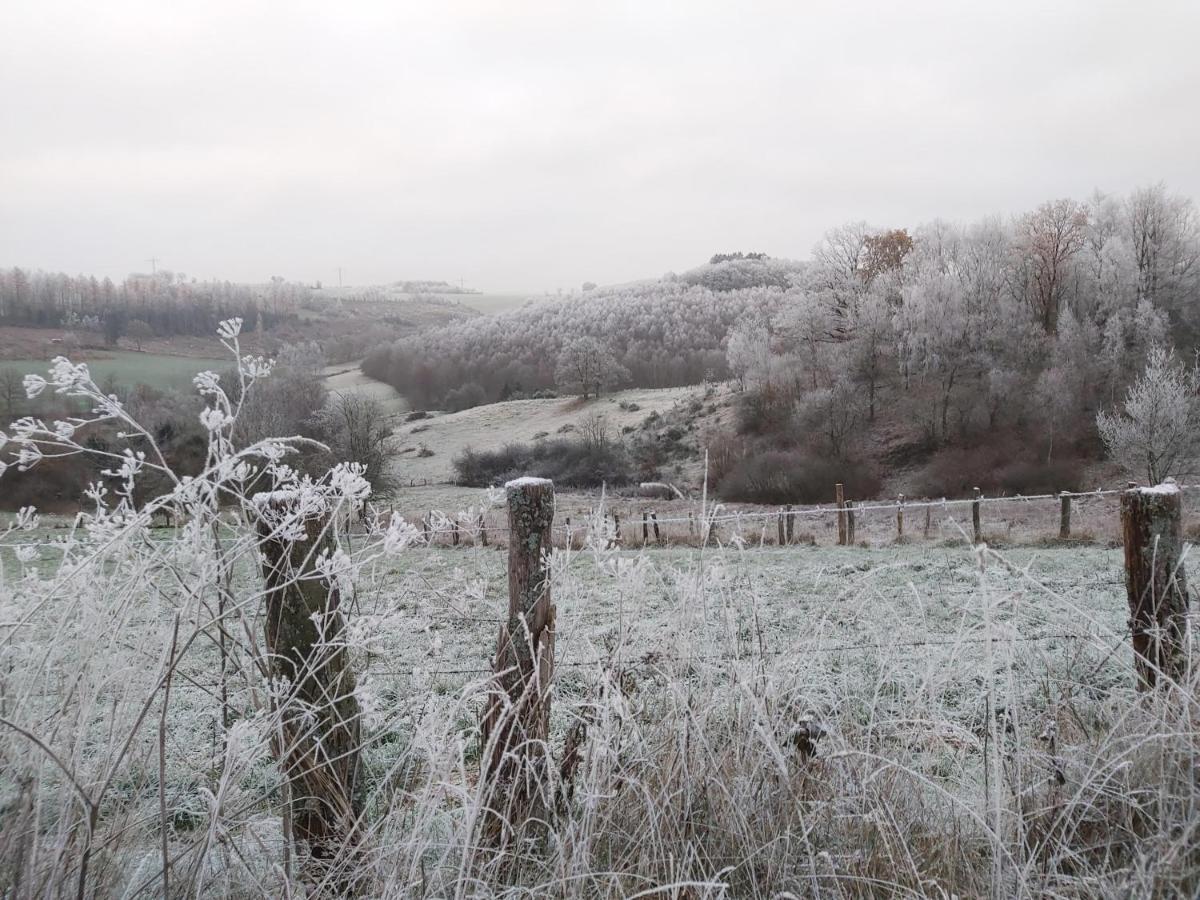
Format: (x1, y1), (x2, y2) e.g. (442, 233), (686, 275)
(384, 485), (1148, 537)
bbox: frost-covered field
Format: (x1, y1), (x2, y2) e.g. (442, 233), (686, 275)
(6, 520), (1195, 897)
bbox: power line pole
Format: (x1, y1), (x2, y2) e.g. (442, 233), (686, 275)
(337, 267), (343, 289)
(146, 257), (159, 274)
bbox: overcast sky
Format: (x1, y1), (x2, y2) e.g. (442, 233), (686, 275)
(2, 1), (1198, 292)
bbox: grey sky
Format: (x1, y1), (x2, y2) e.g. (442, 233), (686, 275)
(2, 0), (1198, 292)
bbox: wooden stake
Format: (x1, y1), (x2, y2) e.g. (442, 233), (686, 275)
(972, 487), (982, 545)
(923, 504), (932, 540)
(777, 509), (785, 546)
(836, 483), (846, 546)
(785, 504), (794, 544)
(1058, 492), (1071, 540)
(482, 477), (557, 837)
(479, 513), (489, 547)
(642, 511), (649, 545)
(253, 493), (362, 872)
(651, 511), (661, 544)
(1120, 483), (1189, 690)
(846, 500), (856, 545)
(896, 494), (905, 540)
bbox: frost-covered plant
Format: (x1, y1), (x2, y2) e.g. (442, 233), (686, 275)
(1096, 345), (1200, 483)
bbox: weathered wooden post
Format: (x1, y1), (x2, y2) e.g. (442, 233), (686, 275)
(1120, 483), (1190, 690)
(422, 512), (431, 545)
(777, 509), (785, 546)
(482, 478), (557, 840)
(972, 487), (982, 545)
(452, 518), (460, 546)
(253, 492), (362, 870)
(923, 504), (932, 540)
(642, 511), (649, 545)
(688, 511), (697, 542)
(652, 511), (661, 544)
(836, 483), (847, 546)
(479, 512), (489, 547)
(785, 504), (794, 544)
(896, 494), (905, 540)
(846, 500), (856, 545)
(1059, 492), (1071, 540)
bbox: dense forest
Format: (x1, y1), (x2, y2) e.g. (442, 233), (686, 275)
(362, 261), (800, 410)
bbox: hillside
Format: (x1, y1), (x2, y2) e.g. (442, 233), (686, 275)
(388, 385), (704, 484)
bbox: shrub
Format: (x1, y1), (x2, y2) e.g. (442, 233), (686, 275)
(717, 451), (881, 504)
(453, 437), (636, 488)
(915, 444), (1085, 497)
(405, 410), (430, 422)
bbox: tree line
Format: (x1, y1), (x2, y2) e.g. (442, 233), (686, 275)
(0, 269), (308, 342)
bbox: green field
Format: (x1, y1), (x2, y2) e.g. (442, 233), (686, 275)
(1, 351), (228, 392)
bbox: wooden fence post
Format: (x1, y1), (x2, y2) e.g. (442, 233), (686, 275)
(846, 500), (856, 545)
(479, 513), (489, 547)
(482, 477), (557, 838)
(652, 511), (661, 544)
(422, 512), (430, 545)
(777, 509), (785, 546)
(785, 504), (794, 544)
(896, 494), (905, 540)
(642, 511), (649, 545)
(688, 512), (697, 542)
(836, 483), (847, 546)
(1059, 492), (1071, 540)
(972, 487), (982, 545)
(253, 492), (362, 871)
(1120, 483), (1189, 690)
(923, 504), (932, 540)
(452, 518), (460, 546)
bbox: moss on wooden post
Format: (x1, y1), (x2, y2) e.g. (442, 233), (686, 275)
(253, 492), (362, 871)
(1120, 483), (1190, 690)
(481, 477), (557, 841)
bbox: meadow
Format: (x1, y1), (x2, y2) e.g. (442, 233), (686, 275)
(0, 350), (227, 392)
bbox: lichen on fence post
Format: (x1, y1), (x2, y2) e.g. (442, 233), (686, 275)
(253, 491), (362, 873)
(1120, 482), (1190, 690)
(481, 476), (557, 842)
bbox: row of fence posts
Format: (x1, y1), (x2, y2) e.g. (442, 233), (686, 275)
(401, 483), (1096, 551)
(831, 484), (1081, 546)
(254, 477), (1190, 867)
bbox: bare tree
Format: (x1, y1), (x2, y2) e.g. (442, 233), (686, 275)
(555, 337), (630, 399)
(313, 392), (398, 495)
(1012, 198), (1088, 334)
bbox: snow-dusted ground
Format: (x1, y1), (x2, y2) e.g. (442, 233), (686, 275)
(388, 385), (701, 483)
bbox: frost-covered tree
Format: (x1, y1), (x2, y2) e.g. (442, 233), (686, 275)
(725, 318), (772, 390)
(1096, 346), (1200, 484)
(555, 337), (629, 399)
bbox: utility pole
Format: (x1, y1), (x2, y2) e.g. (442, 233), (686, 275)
(146, 257), (159, 274)
(337, 267), (343, 289)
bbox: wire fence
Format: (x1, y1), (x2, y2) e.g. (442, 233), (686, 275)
(374, 482), (1200, 548)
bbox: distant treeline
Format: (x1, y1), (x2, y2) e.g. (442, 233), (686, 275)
(0, 269), (303, 341)
(363, 259), (802, 410)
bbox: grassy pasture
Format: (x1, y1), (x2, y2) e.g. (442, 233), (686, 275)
(1, 351), (226, 392)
